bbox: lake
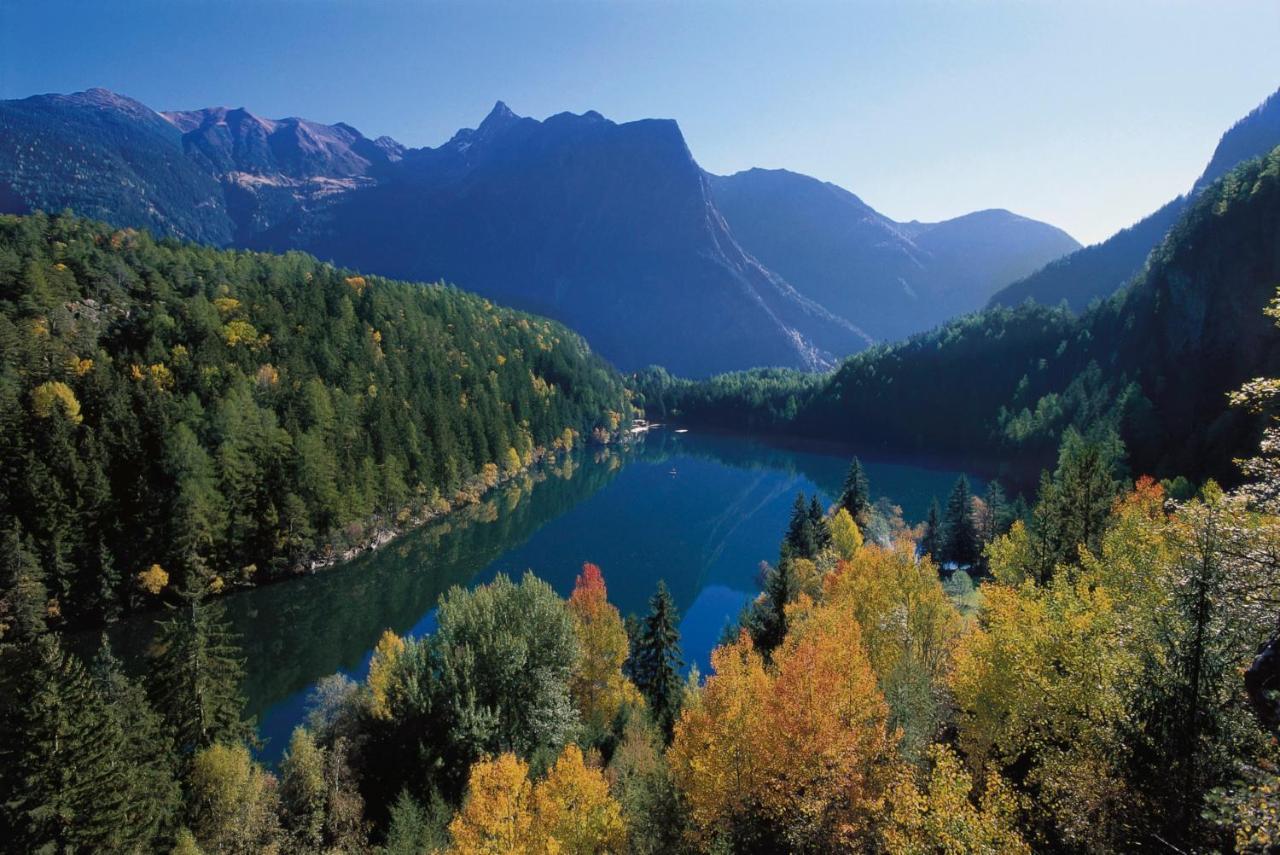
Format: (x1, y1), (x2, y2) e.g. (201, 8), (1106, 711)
(212, 429), (977, 761)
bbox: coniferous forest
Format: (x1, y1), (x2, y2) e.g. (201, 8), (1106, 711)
(4, 6), (1280, 851)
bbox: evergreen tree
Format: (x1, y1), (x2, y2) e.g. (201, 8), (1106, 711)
(632, 581), (684, 742)
(941, 475), (979, 568)
(0, 634), (134, 852)
(839, 456), (871, 519)
(782, 492), (817, 560)
(150, 579), (252, 760)
(749, 560), (797, 657)
(981, 480), (1011, 544)
(280, 727), (327, 852)
(920, 498), (943, 562)
(808, 495), (832, 552)
(1031, 428), (1125, 582)
(90, 637), (181, 850)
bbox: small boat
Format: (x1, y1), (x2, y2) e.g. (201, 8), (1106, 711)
(675, 428), (688, 434)
(669, 468), (678, 476)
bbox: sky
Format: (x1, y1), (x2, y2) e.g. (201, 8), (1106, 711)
(2, 1), (1278, 245)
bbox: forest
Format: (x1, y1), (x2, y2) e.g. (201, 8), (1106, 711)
(0, 211), (631, 627)
(4, 361), (1280, 850)
(639, 145), (1280, 491)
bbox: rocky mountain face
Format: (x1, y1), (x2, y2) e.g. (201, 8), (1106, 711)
(0, 89), (1079, 375)
(988, 85), (1280, 312)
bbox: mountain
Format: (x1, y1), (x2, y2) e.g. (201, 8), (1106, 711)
(988, 85), (1280, 312)
(0, 89), (1080, 375)
(0, 89), (233, 243)
(646, 144), (1280, 487)
(161, 105), (405, 245)
(275, 103), (871, 376)
(709, 169), (1080, 341)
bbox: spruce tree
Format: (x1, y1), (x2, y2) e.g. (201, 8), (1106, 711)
(150, 578), (252, 760)
(783, 492), (816, 560)
(91, 637), (181, 850)
(808, 495), (832, 552)
(942, 475), (980, 567)
(839, 457), (871, 518)
(749, 560), (796, 657)
(920, 497), (943, 562)
(632, 581), (684, 742)
(0, 635), (132, 852)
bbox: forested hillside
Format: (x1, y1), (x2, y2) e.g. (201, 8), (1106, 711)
(988, 84), (1280, 312)
(642, 145), (1280, 488)
(0, 212), (631, 626)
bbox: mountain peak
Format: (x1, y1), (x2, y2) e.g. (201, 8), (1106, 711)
(479, 100), (520, 132)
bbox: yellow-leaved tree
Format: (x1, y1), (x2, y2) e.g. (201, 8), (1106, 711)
(447, 744), (624, 854)
(820, 540), (962, 761)
(366, 629), (406, 720)
(883, 744), (1029, 854)
(670, 612), (899, 851)
(567, 563), (642, 735)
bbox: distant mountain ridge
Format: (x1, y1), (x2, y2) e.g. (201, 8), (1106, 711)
(709, 169), (1080, 342)
(0, 88), (1079, 374)
(988, 85), (1280, 312)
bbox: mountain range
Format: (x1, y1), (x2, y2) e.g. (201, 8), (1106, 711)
(0, 89), (1079, 375)
(988, 85), (1280, 312)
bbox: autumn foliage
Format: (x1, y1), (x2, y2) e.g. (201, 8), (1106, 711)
(567, 563), (642, 734)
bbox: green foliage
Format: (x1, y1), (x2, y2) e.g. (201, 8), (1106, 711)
(0, 212), (632, 625)
(631, 581), (685, 742)
(150, 582), (252, 760)
(941, 475), (980, 567)
(839, 456), (871, 518)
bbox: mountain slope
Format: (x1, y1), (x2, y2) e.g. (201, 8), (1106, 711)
(283, 103), (871, 376)
(710, 169), (1079, 341)
(989, 85), (1280, 312)
(649, 145), (1280, 486)
(0, 211), (631, 624)
(0, 89), (234, 243)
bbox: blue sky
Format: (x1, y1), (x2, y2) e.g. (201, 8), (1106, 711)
(2, 0), (1278, 244)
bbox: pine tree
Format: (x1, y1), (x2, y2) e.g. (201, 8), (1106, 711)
(632, 581), (684, 742)
(981, 481), (1011, 544)
(150, 578), (252, 760)
(839, 457), (871, 519)
(749, 560), (796, 657)
(783, 492), (817, 560)
(942, 475), (979, 568)
(0, 634), (132, 852)
(920, 498), (943, 562)
(90, 637), (181, 850)
(808, 495), (832, 552)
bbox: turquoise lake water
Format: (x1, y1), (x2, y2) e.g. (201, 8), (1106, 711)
(209, 429), (976, 761)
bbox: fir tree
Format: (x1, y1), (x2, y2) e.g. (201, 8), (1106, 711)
(942, 475), (980, 568)
(632, 581), (684, 742)
(808, 495), (832, 552)
(749, 560), (797, 657)
(90, 637), (181, 850)
(150, 578), (252, 760)
(920, 497), (943, 562)
(783, 492), (817, 560)
(839, 457), (871, 518)
(0, 635), (131, 852)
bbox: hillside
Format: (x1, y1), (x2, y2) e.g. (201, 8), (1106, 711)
(710, 169), (1079, 341)
(645, 145), (1280, 486)
(988, 85), (1280, 312)
(0, 212), (631, 626)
